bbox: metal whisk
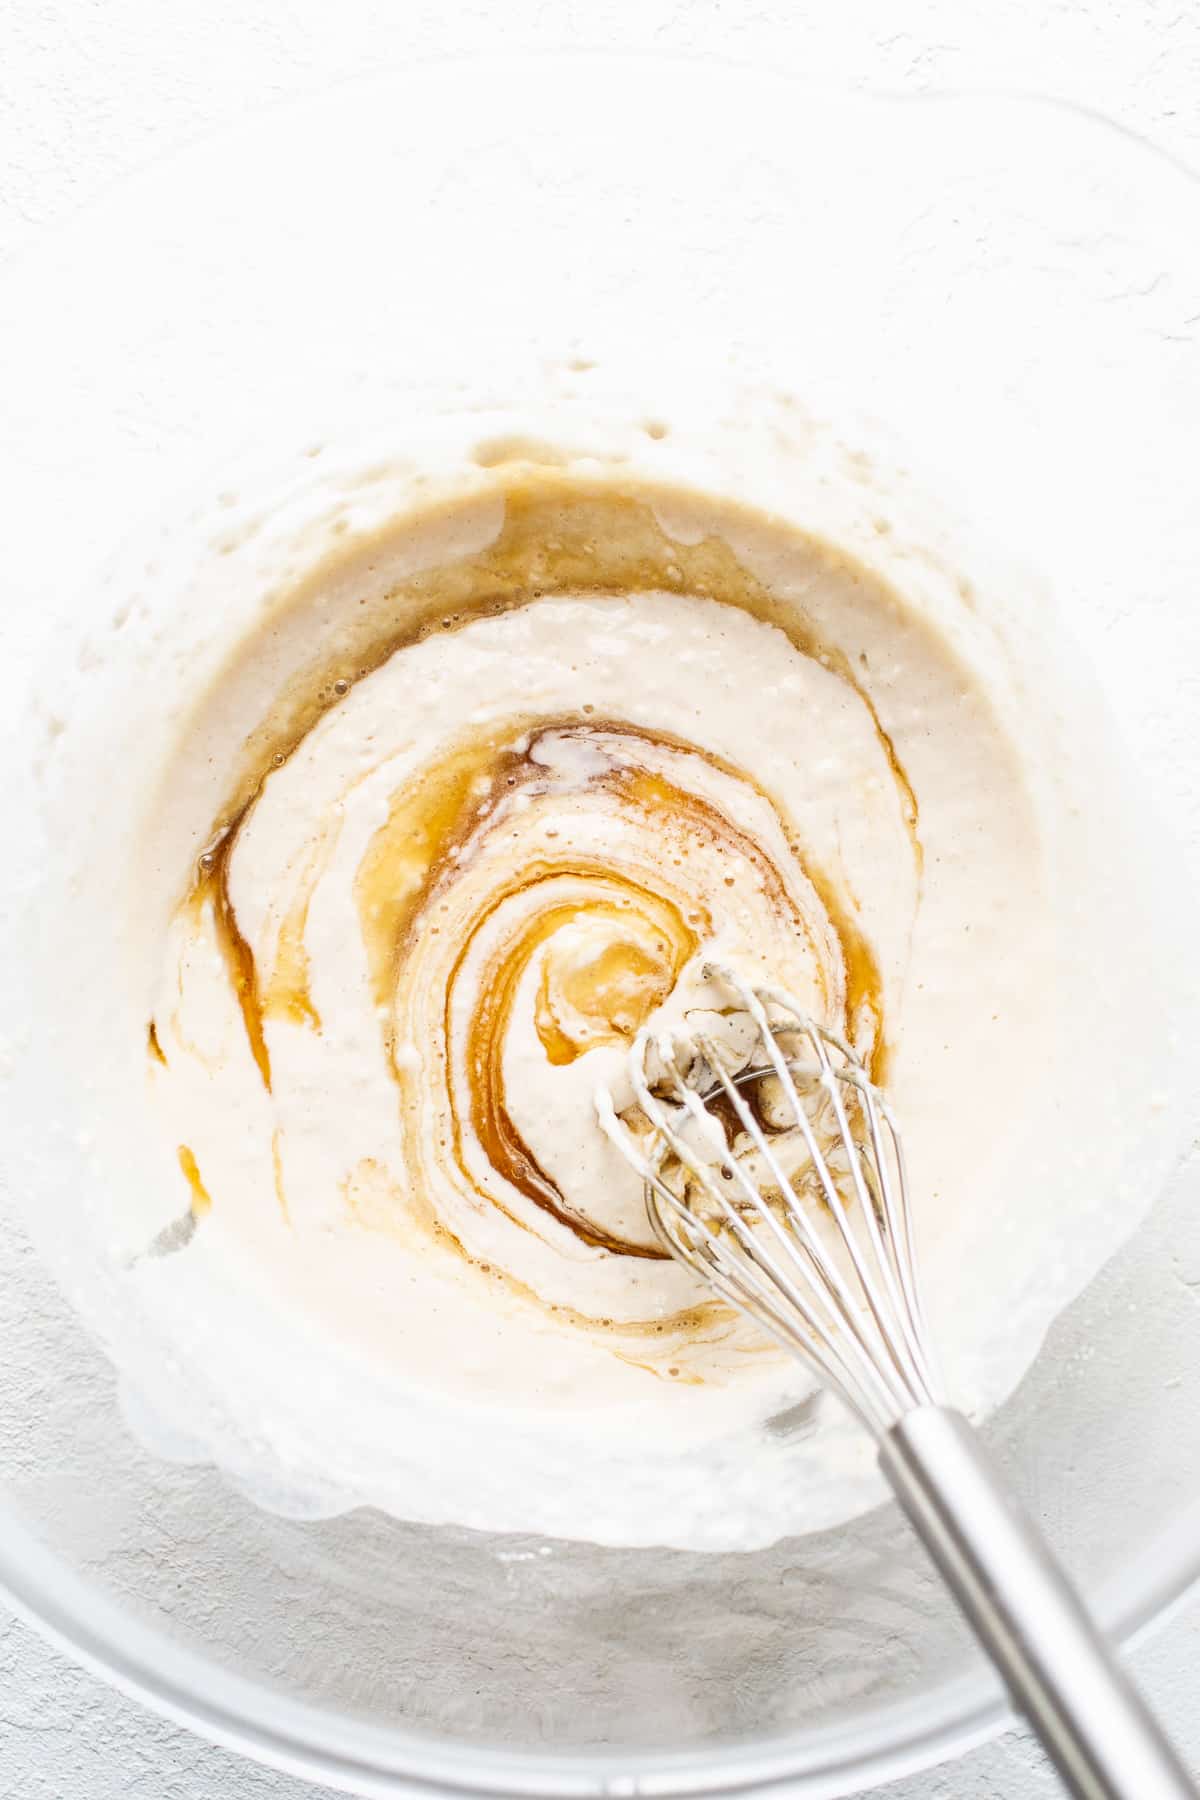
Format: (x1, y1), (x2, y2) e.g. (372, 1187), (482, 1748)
(597, 964), (1195, 1800)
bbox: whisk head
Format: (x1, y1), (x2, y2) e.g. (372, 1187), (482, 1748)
(597, 964), (941, 1437)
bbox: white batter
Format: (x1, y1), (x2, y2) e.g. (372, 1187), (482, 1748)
(21, 389), (1194, 1549)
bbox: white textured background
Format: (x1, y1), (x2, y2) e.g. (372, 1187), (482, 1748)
(2, 3), (1199, 1796)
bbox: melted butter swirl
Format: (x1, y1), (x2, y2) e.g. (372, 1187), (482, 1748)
(151, 476), (921, 1377)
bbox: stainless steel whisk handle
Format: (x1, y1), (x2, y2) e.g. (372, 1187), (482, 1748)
(880, 1407), (1196, 1800)
(610, 978), (1194, 1794)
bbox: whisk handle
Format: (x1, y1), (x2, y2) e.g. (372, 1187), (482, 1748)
(879, 1406), (1196, 1800)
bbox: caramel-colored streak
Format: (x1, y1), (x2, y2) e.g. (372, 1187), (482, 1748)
(351, 710), (886, 1259)
(147, 1020), (167, 1065)
(857, 682), (920, 875)
(177, 1143), (212, 1217)
(602, 759), (826, 987)
(192, 824), (272, 1090)
(355, 723), (534, 1036)
(342, 1153), (731, 1349)
(353, 717), (704, 1256)
(787, 841), (889, 1082)
(599, 734), (888, 1078)
(263, 832), (336, 1031)
(536, 934), (676, 1065)
(353, 724), (694, 1256)
(271, 1128), (290, 1225)
(206, 482), (923, 882)
(454, 875), (699, 1257)
(265, 911), (321, 1029)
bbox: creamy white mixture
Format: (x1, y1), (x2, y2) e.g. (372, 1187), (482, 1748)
(18, 387), (1194, 1549)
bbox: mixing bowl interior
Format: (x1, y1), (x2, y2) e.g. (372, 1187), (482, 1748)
(2, 56), (1200, 1799)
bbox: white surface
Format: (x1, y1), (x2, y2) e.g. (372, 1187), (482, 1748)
(2, 1), (1199, 1796)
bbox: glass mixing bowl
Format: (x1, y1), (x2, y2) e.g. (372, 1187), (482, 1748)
(2, 54), (1200, 1799)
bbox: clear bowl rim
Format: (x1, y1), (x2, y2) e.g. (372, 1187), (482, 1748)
(2, 1493), (1198, 1798)
(3, 53), (1200, 1797)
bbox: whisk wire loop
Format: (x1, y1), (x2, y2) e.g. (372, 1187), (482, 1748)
(628, 1060), (891, 1419)
(724, 982), (923, 1407)
(687, 1044), (909, 1427)
(603, 963), (940, 1435)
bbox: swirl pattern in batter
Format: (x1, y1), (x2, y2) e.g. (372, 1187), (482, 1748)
(141, 472), (1053, 1542)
